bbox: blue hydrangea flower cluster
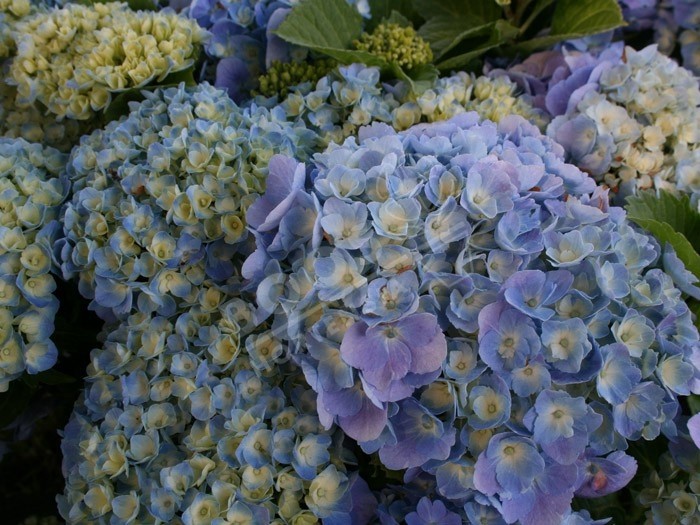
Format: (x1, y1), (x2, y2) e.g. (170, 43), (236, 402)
(57, 69), (540, 321)
(58, 301), (376, 524)
(186, 0), (370, 101)
(59, 82), (317, 323)
(245, 113), (700, 524)
(0, 138), (68, 391)
(257, 64), (545, 149)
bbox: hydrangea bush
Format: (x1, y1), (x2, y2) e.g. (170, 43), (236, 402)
(261, 64), (545, 148)
(0, 0), (697, 522)
(0, 0), (35, 58)
(244, 112), (700, 523)
(549, 45), (699, 205)
(0, 74), (90, 152)
(0, 138), (68, 391)
(619, 0), (700, 74)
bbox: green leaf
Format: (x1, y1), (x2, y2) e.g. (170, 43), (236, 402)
(517, 0), (556, 34)
(103, 89), (144, 124)
(318, 48), (389, 67)
(413, 0), (500, 21)
(391, 62), (439, 94)
(420, 18), (495, 57)
(34, 369), (76, 386)
(385, 10), (412, 27)
(516, 0), (623, 52)
(274, 0), (364, 51)
(689, 394), (700, 415)
(626, 191), (700, 279)
(367, 0), (422, 30)
(416, 0), (501, 56)
(435, 19), (518, 70)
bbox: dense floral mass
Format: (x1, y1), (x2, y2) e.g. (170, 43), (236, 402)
(0, 0), (698, 523)
(244, 113), (700, 523)
(496, 43), (700, 206)
(59, 308), (376, 524)
(0, 139), (67, 391)
(8, 2), (207, 120)
(60, 82), (316, 322)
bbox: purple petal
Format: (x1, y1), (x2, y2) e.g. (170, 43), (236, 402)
(397, 313), (447, 374)
(265, 8), (292, 67)
(338, 395), (388, 442)
(689, 414), (700, 449)
(215, 57), (251, 103)
(340, 321), (390, 372)
(544, 66), (594, 116)
(247, 155), (305, 231)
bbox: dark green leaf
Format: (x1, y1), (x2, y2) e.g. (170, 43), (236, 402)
(385, 10), (412, 27)
(413, 0), (500, 21)
(516, 0), (623, 52)
(689, 394), (700, 415)
(274, 0), (364, 51)
(626, 191), (700, 279)
(419, 18), (495, 57)
(416, 0), (501, 56)
(312, 48), (387, 67)
(391, 62), (439, 94)
(435, 19), (518, 70)
(518, 0), (556, 34)
(367, 0), (422, 30)
(0, 380), (33, 429)
(103, 89), (146, 124)
(34, 369), (76, 386)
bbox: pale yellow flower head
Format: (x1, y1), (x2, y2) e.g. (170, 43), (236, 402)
(8, 2), (208, 121)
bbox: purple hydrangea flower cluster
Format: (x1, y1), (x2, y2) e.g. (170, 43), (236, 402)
(245, 113), (700, 524)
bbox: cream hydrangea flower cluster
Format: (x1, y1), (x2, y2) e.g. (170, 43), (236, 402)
(8, 2), (208, 121)
(548, 46), (700, 200)
(0, 0), (32, 57)
(0, 74), (90, 152)
(270, 64), (546, 149)
(0, 138), (68, 392)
